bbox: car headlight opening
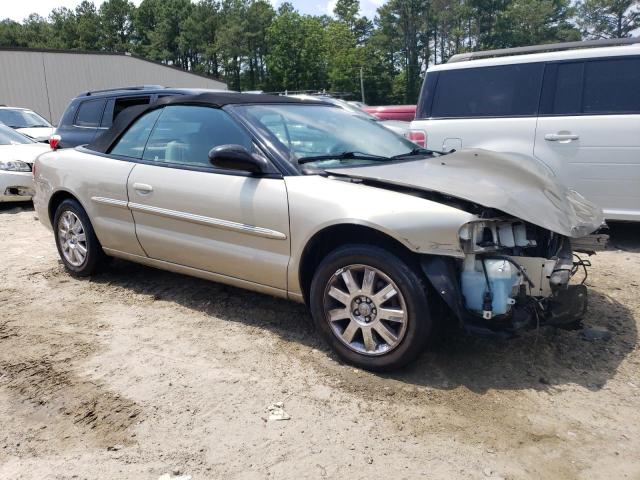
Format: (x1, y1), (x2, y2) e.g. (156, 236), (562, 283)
(0, 160), (32, 172)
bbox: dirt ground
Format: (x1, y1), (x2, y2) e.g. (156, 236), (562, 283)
(1, 202), (639, 480)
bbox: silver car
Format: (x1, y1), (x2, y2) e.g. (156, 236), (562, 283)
(33, 92), (604, 370)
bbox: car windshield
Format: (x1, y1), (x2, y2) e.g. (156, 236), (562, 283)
(329, 98), (378, 120)
(0, 109), (52, 129)
(233, 104), (421, 168)
(0, 124), (34, 145)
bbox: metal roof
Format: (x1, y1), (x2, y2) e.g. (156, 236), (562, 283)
(0, 47), (225, 83)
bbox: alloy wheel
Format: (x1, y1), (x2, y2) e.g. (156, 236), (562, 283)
(323, 264), (408, 356)
(57, 210), (88, 267)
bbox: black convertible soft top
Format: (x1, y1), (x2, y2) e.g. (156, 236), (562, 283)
(87, 91), (328, 154)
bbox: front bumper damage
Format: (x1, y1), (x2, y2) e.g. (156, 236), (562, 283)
(421, 255), (590, 337)
(0, 171), (35, 202)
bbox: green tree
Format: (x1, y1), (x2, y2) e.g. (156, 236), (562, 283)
(75, 1), (101, 50)
(152, 0), (193, 67)
(325, 21), (360, 94)
(49, 7), (78, 49)
(334, 0), (360, 30)
(495, 0), (580, 46)
(0, 20), (26, 47)
(265, 6), (306, 90)
(577, 0), (640, 38)
(244, 0), (276, 89)
(19, 14), (53, 48)
(132, 0), (161, 58)
(99, 0), (135, 52)
(217, 0), (249, 91)
(376, 0), (427, 102)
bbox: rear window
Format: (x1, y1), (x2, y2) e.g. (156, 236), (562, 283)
(583, 57), (640, 114)
(74, 99), (106, 127)
(428, 63), (544, 118)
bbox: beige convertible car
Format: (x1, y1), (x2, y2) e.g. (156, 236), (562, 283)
(34, 92), (605, 370)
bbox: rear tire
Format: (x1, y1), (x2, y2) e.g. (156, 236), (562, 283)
(53, 199), (105, 277)
(310, 244), (432, 371)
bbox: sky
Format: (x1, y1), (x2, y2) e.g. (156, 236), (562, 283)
(3, 0), (385, 23)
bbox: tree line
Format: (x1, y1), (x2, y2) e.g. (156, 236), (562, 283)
(0, 0), (638, 104)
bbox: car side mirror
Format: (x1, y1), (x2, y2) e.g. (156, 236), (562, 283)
(208, 144), (268, 174)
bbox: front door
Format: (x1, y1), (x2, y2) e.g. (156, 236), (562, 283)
(110, 104), (291, 290)
(534, 57), (640, 221)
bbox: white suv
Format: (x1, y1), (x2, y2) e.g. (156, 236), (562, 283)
(410, 38), (640, 222)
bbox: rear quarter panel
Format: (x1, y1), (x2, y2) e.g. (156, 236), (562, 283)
(34, 149), (144, 256)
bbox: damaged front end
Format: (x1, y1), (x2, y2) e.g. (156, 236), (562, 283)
(325, 148), (608, 335)
(422, 218), (605, 336)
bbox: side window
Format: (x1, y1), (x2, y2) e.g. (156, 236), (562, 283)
(583, 57), (640, 114)
(546, 62), (584, 115)
(74, 99), (106, 127)
(431, 63), (544, 118)
(142, 105), (253, 168)
(102, 96), (151, 128)
(110, 109), (162, 158)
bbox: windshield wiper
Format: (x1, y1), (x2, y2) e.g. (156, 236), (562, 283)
(297, 151), (391, 165)
(390, 147), (449, 159)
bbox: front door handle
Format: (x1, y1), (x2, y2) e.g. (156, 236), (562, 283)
(133, 183), (153, 193)
(544, 133), (579, 142)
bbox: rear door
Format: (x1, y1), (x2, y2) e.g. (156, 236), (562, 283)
(413, 63), (543, 155)
(111, 105), (291, 290)
(534, 56), (640, 220)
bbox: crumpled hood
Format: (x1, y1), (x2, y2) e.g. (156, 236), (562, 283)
(327, 149), (604, 238)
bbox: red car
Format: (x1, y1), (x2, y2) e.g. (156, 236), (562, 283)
(362, 105), (416, 122)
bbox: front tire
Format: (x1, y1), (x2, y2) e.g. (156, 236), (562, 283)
(310, 244), (432, 371)
(53, 199), (104, 277)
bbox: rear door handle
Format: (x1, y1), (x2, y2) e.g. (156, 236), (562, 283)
(544, 133), (579, 142)
(133, 183), (153, 193)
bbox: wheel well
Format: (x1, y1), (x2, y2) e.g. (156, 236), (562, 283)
(298, 224), (419, 304)
(48, 190), (78, 225)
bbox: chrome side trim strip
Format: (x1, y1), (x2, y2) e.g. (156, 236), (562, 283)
(91, 196), (129, 208)
(128, 202), (288, 240)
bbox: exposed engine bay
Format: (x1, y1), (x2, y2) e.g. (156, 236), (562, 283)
(423, 215), (605, 336)
(457, 218), (594, 330)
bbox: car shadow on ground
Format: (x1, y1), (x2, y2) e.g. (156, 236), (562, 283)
(87, 249), (636, 395)
(0, 201), (34, 214)
(396, 287), (636, 393)
(606, 221), (640, 253)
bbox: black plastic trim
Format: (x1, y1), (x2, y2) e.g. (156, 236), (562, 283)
(75, 146), (284, 179)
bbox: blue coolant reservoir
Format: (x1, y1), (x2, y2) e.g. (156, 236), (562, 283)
(461, 257), (519, 316)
